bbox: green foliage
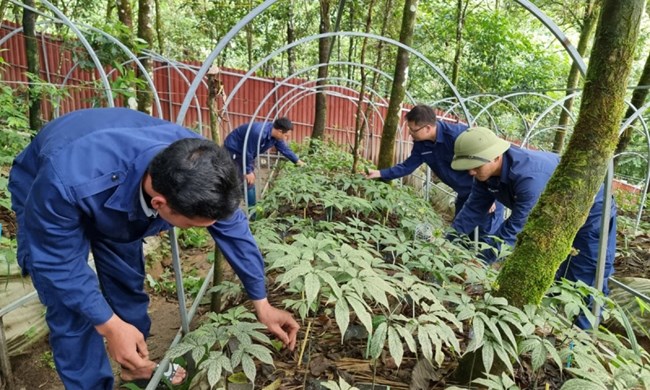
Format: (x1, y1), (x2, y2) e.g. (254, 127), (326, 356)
(166, 306), (274, 387)
(39, 351), (56, 370)
(146, 269), (204, 300)
(177, 227), (210, 249)
(473, 372), (522, 390)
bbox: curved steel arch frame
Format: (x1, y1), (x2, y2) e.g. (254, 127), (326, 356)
(220, 60), (415, 133)
(219, 31), (471, 123)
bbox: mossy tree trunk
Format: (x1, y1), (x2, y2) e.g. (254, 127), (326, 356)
(552, 0), (600, 153)
(22, 0), (41, 132)
(376, 0), (418, 169)
(496, 0), (644, 307)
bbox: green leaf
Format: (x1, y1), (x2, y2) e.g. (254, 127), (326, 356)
(482, 341), (495, 373)
(369, 321), (388, 359)
(279, 263), (312, 286)
(417, 325), (433, 363)
(304, 272), (321, 308)
(241, 353), (257, 383)
(493, 342), (515, 376)
(246, 344), (275, 366)
(530, 341), (546, 371)
(347, 295), (372, 335)
(395, 324), (417, 354)
(335, 298), (350, 342)
(388, 326), (405, 367)
(467, 317), (485, 352)
(560, 379), (607, 390)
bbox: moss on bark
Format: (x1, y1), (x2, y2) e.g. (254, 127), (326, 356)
(496, 0), (644, 307)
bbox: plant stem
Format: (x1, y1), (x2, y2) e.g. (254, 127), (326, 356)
(297, 319), (313, 369)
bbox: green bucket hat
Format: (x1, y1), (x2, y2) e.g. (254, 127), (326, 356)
(451, 127), (511, 171)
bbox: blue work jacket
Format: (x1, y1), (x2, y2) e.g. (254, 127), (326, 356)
(223, 122), (299, 174)
(9, 108), (267, 327)
(379, 120), (474, 202)
(452, 146), (615, 265)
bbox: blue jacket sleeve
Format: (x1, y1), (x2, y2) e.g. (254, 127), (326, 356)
(451, 183), (494, 235)
(379, 150), (423, 180)
(243, 125), (262, 174)
(492, 176), (546, 248)
(208, 209), (267, 300)
(22, 163), (114, 326)
(273, 141), (299, 164)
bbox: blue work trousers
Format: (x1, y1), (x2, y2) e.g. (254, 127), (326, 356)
(34, 238), (150, 389)
(555, 206), (617, 329)
(231, 153), (257, 209)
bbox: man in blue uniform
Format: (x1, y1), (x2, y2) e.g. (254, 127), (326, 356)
(224, 117), (304, 208)
(450, 127), (617, 329)
(364, 105), (503, 235)
(9, 108), (299, 389)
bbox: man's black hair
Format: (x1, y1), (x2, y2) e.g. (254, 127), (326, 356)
(273, 117), (293, 133)
(405, 104), (438, 126)
(148, 138), (243, 220)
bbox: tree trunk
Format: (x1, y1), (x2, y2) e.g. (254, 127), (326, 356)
(207, 72), (221, 144)
(310, 0), (332, 144)
(552, 0), (600, 153)
(137, 0), (154, 114)
(496, 0), (643, 307)
(351, 0), (376, 173)
(246, 0), (253, 69)
(286, 0), (296, 75)
(22, 0), (41, 131)
(614, 49), (650, 168)
(346, 0), (355, 87)
(117, 0), (133, 28)
(449, 0), (468, 96)
(154, 0), (164, 54)
(376, 0), (418, 170)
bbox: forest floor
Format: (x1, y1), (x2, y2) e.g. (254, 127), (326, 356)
(2, 176), (649, 389)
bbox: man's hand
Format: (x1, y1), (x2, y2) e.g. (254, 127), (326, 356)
(296, 160), (306, 167)
(253, 298), (299, 351)
(96, 314), (149, 372)
(245, 172), (256, 186)
(488, 202), (497, 214)
(364, 169), (381, 179)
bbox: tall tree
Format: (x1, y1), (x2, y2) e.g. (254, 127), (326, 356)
(23, 0), (41, 131)
(310, 0), (332, 143)
(496, 0), (644, 307)
(154, 0), (164, 53)
(351, 0), (376, 173)
(449, 0), (469, 96)
(116, 0), (133, 28)
(376, 0), (418, 169)
(552, 0), (600, 153)
(286, 0), (296, 75)
(137, 0), (154, 113)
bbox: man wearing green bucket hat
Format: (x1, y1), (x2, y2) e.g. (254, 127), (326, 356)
(449, 127), (617, 329)
(364, 105), (504, 237)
